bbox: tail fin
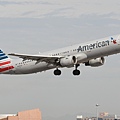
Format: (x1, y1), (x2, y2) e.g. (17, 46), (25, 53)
(0, 50), (14, 73)
(0, 49), (12, 67)
(0, 49), (11, 61)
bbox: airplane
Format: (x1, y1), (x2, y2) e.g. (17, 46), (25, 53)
(0, 34), (120, 76)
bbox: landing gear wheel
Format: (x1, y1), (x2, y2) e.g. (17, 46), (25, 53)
(54, 69), (61, 76)
(72, 64), (80, 76)
(73, 69), (80, 76)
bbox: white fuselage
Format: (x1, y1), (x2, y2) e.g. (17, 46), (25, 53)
(1, 34), (120, 75)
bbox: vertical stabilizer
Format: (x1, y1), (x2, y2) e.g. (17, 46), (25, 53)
(0, 50), (11, 61)
(0, 50), (14, 73)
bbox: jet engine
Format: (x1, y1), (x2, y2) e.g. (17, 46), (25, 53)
(85, 57), (105, 67)
(59, 53), (87, 67)
(59, 56), (77, 67)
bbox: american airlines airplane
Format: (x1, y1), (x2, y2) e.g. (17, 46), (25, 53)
(0, 34), (120, 76)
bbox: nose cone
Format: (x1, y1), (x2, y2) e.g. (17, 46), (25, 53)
(111, 35), (120, 45)
(117, 35), (120, 44)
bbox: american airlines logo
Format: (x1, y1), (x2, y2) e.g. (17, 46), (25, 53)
(77, 40), (110, 52)
(111, 37), (117, 44)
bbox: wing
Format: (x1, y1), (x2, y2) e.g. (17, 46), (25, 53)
(8, 53), (63, 63)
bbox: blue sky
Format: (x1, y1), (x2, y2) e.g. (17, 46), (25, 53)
(0, 1), (120, 120)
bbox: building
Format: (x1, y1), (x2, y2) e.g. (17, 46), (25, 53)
(0, 114), (16, 120)
(77, 112), (120, 120)
(0, 109), (41, 120)
(99, 112), (119, 120)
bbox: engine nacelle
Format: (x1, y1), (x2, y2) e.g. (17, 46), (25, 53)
(60, 56), (77, 67)
(85, 57), (105, 67)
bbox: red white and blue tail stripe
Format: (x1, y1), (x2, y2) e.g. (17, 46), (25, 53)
(0, 50), (14, 73)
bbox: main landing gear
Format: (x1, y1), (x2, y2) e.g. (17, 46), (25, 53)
(53, 64), (80, 76)
(73, 64), (80, 76)
(54, 68), (61, 76)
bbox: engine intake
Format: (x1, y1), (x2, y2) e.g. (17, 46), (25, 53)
(60, 56), (77, 67)
(85, 57), (105, 67)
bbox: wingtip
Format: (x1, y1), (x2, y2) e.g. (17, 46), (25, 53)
(8, 53), (15, 55)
